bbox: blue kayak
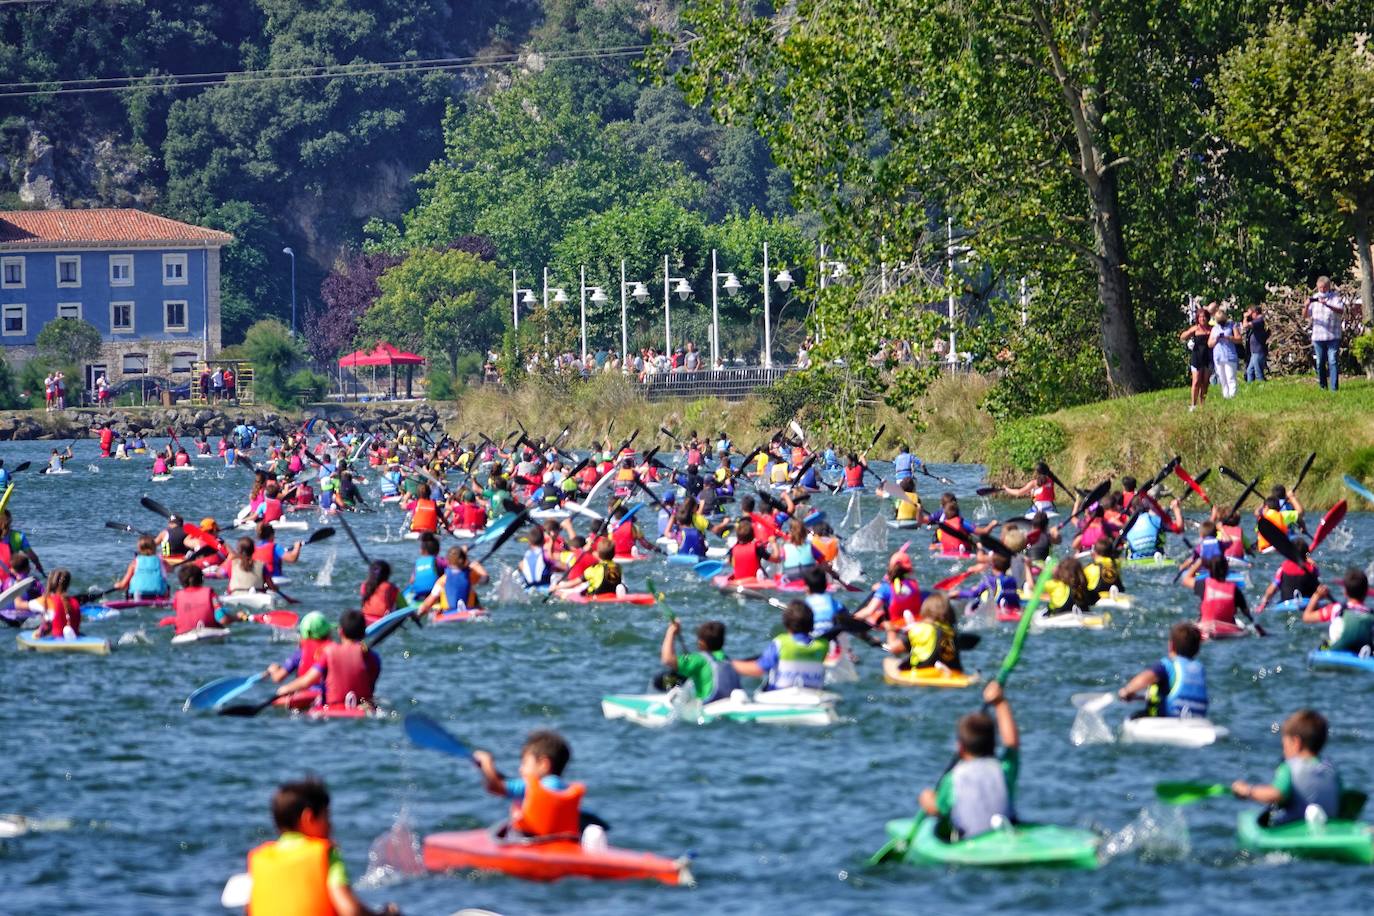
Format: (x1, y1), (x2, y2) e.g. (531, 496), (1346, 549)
(1272, 597), (1328, 614)
(1308, 650), (1374, 674)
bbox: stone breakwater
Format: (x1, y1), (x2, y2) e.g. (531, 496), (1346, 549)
(0, 402), (457, 441)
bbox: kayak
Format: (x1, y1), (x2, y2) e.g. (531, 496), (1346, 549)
(1272, 597), (1327, 615)
(1236, 809), (1374, 865)
(235, 519), (308, 532)
(1199, 619), (1250, 640)
(364, 607), (416, 638)
(711, 574), (841, 594)
(103, 597), (171, 610)
(304, 705), (386, 720)
(1015, 589), (1132, 612)
(564, 592), (656, 606)
(171, 465), (196, 472)
(530, 508), (572, 521)
(1031, 609), (1112, 630)
(150, 474), (173, 482)
(886, 519), (923, 530)
(170, 626), (231, 646)
(1308, 649), (1374, 674)
(221, 591), (274, 610)
(881, 657), (980, 689)
(882, 816), (1099, 869)
(1123, 555), (1173, 569)
(1119, 715), (1228, 748)
(433, 608), (489, 624)
(16, 631), (112, 655)
(423, 828), (693, 885)
(601, 686), (840, 727)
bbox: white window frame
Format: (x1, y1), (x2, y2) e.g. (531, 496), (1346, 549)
(170, 351), (198, 375)
(122, 352), (149, 375)
(164, 299), (188, 332)
(162, 253), (188, 286)
(1, 256), (24, 289)
(56, 302), (82, 320)
(56, 255), (81, 288)
(110, 300), (134, 334)
(109, 254), (134, 287)
(2, 303), (26, 336)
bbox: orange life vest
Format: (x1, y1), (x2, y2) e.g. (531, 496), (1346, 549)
(510, 778), (586, 837)
(812, 536), (840, 563)
(1256, 508), (1285, 552)
(411, 499), (438, 533)
(247, 835), (336, 916)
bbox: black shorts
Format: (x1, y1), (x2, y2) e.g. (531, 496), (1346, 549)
(1190, 345), (1212, 372)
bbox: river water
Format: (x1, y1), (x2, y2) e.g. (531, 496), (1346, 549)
(4, 442), (1371, 914)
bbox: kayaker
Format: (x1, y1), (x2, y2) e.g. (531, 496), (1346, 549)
(1306, 568), (1373, 653)
(918, 680), (1019, 838)
(519, 527), (553, 589)
(1041, 556), (1094, 617)
(1117, 622), (1207, 718)
(274, 610), (380, 709)
(608, 504), (654, 559)
(406, 482), (440, 535)
(955, 552), (1021, 617)
(246, 776), (399, 916)
(403, 533), (443, 603)
(114, 535), (171, 599)
(890, 477), (925, 525)
(1255, 537), (1320, 613)
(1181, 554), (1250, 635)
(579, 540), (625, 597)
(359, 560), (401, 626)
(731, 600), (829, 690)
(778, 518), (822, 582)
(172, 564), (241, 635)
(473, 731), (601, 842)
(254, 522), (302, 580)
(1255, 494), (1303, 553)
(887, 593), (964, 672)
(418, 546), (489, 614)
(33, 569), (80, 639)
(266, 612), (334, 706)
(657, 618), (742, 701)
(892, 443), (918, 482)
(1083, 539), (1124, 600)
(226, 537), (273, 594)
(1231, 709), (1343, 826)
(1122, 493), (1184, 560)
(154, 514), (189, 559)
(1001, 462), (1056, 514)
(856, 550), (922, 630)
(725, 518), (777, 582)
(1023, 511), (1059, 564)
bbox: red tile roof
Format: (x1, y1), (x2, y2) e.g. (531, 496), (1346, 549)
(0, 208), (233, 247)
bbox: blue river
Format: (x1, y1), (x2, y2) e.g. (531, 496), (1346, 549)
(3, 440), (1371, 914)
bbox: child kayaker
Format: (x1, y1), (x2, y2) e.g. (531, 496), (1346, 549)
(246, 776), (398, 916)
(1255, 537), (1320, 613)
(519, 527), (553, 589)
(731, 600), (829, 690)
(274, 610), (380, 709)
(1231, 709), (1343, 826)
(418, 546), (488, 615)
(955, 552), (1022, 618)
(1181, 554), (1250, 636)
(726, 518), (777, 582)
(657, 618), (741, 701)
(473, 730), (600, 842)
(1116, 621), (1207, 718)
(171, 564), (240, 635)
(114, 535), (171, 599)
(888, 592), (964, 672)
(266, 611), (334, 706)
(918, 680), (1019, 839)
(856, 550), (922, 629)
(403, 533), (443, 603)
(34, 569), (80, 639)
(359, 560), (401, 626)
(1306, 568), (1373, 653)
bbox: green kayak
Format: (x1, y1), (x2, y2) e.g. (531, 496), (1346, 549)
(1236, 810), (1374, 865)
(882, 817), (1099, 869)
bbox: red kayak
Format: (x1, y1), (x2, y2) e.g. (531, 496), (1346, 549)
(564, 592), (656, 606)
(711, 574), (840, 594)
(423, 829), (692, 885)
(1199, 619), (1249, 640)
(272, 691), (319, 710)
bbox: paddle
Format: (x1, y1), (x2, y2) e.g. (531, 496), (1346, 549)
(1257, 517), (1299, 564)
(692, 560), (725, 578)
(1224, 475), (1261, 520)
(1218, 464), (1249, 488)
(1343, 474), (1374, 506)
(1309, 500), (1347, 553)
(476, 508), (530, 564)
(1063, 478), (1112, 526)
(916, 464), (955, 486)
(1043, 464), (1072, 497)
(934, 569), (977, 592)
(140, 495), (175, 520)
(977, 532), (1013, 560)
(104, 521), (150, 537)
(1155, 781), (1228, 805)
(333, 508), (370, 566)
(1291, 451), (1318, 495)
(302, 526), (336, 548)
(975, 486), (1000, 497)
(184, 673), (265, 712)
(1172, 463), (1210, 505)
(403, 712), (478, 764)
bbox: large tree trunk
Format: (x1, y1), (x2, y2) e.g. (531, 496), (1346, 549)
(1355, 209), (1374, 324)
(1086, 167), (1152, 393)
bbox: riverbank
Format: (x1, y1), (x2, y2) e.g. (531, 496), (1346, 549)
(983, 376), (1374, 506)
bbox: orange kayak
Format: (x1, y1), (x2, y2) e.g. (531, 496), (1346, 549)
(422, 829), (692, 885)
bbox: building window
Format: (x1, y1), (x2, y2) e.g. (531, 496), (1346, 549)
(2, 303), (25, 336)
(122, 352), (148, 375)
(162, 253), (188, 285)
(56, 256), (81, 287)
(170, 351), (198, 374)
(111, 301), (134, 333)
(109, 255), (133, 286)
(57, 302), (81, 320)
(164, 299), (188, 332)
(1, 257), (23, 289)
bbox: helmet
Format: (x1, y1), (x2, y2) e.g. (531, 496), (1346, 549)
(298, 611), (333, 641)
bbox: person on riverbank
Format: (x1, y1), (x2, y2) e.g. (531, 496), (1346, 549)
(246, 777), (399, 916)
(1231, 709), (1342, 827)
(1209, 305), (1242, 399)
(1242, 304), (1268, 382)
(1306, 276), (1344, 391)
(918, 680), (1019, 838)
(1117, 622), (1207, 718)
(1181, 304), (1214, 411)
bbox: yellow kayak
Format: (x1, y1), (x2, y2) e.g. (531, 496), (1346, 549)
(882, 657), (980, 689)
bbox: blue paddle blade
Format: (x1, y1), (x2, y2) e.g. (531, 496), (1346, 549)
(404, 713), (474, 762)
(1343, 474), (1374, 504)
(693, 560), (725, 578)
(185, 673), (263, 712)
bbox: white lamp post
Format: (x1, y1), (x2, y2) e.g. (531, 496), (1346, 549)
(709, 248), (740, 369)
(768, 251), (795, 371)
(577, 266), (607, 364)
(510, 270), (537, 332)
(542, 267), (566, 349)
(619, 260), (649, 364)
(661, 254), (693, 357)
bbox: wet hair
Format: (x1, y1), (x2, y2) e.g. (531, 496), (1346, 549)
(735, 518), (755, 544)
(419, 532), (440, 556)
(1030, 511), (1050, 532)
(527, 528), (546, 549)
(446, 546), (470, 569)
(595, 540), (615, 561)
(921, 592), (954, 625)
(787, 519), (807, 545)
(236, 537), (256, 573)
(265, 482), (280, 498)
(783, 599), (814, 634)
(740, 496), (756, 513)
(1170, 621), (1202, 659)
(417, 482), (431, 500)
(256, 521), (275, 542)
(803, 567), (829, 594)
(1199, 520), (1216, 538)
(137, 534), (157, 555)
(991, 552), (1011, 572)
(1092, 538), (1117, 559)
(338, 609), (366, 641)
(900, 477), (916, 493)
(45, 568), (71, 595)
(1264, 496), (1281, 511)
(179, 563), (204, 588)
(522, 730), (571, 775)
(957, 710), (996, 757)
(1344, 567), (1369, 602)
(1282, 709), (1328, 754)
(361, 559), (392, 602)
(697, 620), (726, 652)
(271, 777), (331, 831)
(1205, 554), (1229, 581)
(945, 498), (962, 519)
(568, 535), (586, 550)
(1269, 484), (1288, 501)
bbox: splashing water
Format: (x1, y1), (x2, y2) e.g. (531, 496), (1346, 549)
(1070, 705), (1117, 747)
(1100, 804), (1191, 862)
(360, 812), (426, 887)
(977, 496), (993, 520)
(496, 565), (525, 604)
(833, 550), (862, 584)
(1325, 525), (1354, 554)
(848, 513), (888, 553)
(117, 629), (151, 647)
(86, 464), (99, 474)
(314, 548), (336, 588)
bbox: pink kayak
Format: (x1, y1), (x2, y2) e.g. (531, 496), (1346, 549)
(564, 592), (656, 606)
(711, 574), (841, 594)
(104, 597), (172, 610)
(1199, 619), (1250, 640)
(433, 608), (490, 623)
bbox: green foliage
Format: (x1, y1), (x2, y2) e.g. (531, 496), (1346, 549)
(241, 319), (305, 408)
(194, 200), (290, 343)
(360, 248), (505, 374)
(287, 368), (330, 403)
(1345, 446), (1374, 482)
(987, 418), (1069, 475)
(425, 365), (456, 401)
(0, 357), (25, 410)
(35, 318), (102, 367)
(1352, 332), (1374, 371)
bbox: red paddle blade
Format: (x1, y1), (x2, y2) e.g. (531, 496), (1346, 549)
(1311, 500), (1348, 553)
(1173, 465), (1210, 504)
(253, 611), (300, 628)
(157, 615), (175, 627)
(935, 569), (975, 591)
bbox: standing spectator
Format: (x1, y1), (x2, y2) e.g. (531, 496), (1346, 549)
(54, 371), (65, 410)
(1208, 305), (1241, 399)
(1241, 304), (1268, 382)
(211, 366), (224, 402)
(43, 372), (54, 412)
(797, 343), (811, 370)
(683, 342), (700, 372)
(224, 365), (236, 401)
(199, 366), (212, 402)
(1306, 276), (1344, 391)
(96, 372), (110, 405)
(1180, 304), (1213, 412)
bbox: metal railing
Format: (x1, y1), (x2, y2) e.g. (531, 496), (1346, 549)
(639, 367), (793, 401)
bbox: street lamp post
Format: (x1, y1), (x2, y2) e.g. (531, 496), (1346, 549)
(282, 247), (297, 335)
(577, 267), (607, 365)
(769, 252), (795, 371)
(947, 217), (956, 360)
(661, 255), (693, 358)
(709, 249), (740, 369)
(541, 266), (567, 350)
(510, 271), (537, 333)
(619, 260), (649, 365)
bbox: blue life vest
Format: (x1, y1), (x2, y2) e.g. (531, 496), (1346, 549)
(893, 452), (913, 480)
(444, 568), (473, 610)
(380, 471), (401, 496)
(1125, 514), (1163, 558)
(804, 593), (845, 635)
(519, 547), (550, 586)
(1198, 537), (1223, 562)
(130, 554), (167, 597)
(799, 466), (818, 489)
(822, 449), (840, 470)
(698, 650), (741, 703)
(678, 526), (707, 558)
(1159, 656), (1208, 717)
(412, 555), (440, 596)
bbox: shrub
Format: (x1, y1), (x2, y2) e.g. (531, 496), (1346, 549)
(1351, 332), (1374, 378)
(288, 369), (330, 403)
(987, 417), (1068, 475)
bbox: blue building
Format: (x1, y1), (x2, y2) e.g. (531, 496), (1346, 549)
(0, 208), (232, 389)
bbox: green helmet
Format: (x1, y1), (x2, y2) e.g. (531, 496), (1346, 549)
(298, 611), (333, 641)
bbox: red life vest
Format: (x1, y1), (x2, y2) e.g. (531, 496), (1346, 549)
(360, 582), (398, 625)
(732, 542), (763, 579)
(844, 465), (864, 488)
(260, 498), (284, 524)
(252, 541), (277, 572)
(173, 586), (220, 634)
(411, 499), (438, 533)
(687, 447), (704, 466)
(458, 503), (486, 530)
(885, 575), (922, 623)
(43, 593), (79, 636)
(1221, 524), (1246, 558)
(294, 484), (315, 507)
(611, 520), (636, 557)
(299, 637), (330, 675)
(566, 549), (596, 580)
(321, 642), (378, 706)
(1032, 481), (1055, 503)
(578, 466), (599, 489)
(1199, 578), (1237, 625)
(790, 446), (806, 468)
(937, 517), (971, 555)
(749, 512), (779, 542)
(510, 778), (586, 838)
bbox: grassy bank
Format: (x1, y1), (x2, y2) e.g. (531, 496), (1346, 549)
(987, 376), (1374, 507)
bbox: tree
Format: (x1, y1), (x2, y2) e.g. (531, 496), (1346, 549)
(241, 318), (305, 408)
(36, 318), (102, 367)
(310, 251), (404, 364)
(360, 248), (505, 375)
(1218, 10), (1374, 319)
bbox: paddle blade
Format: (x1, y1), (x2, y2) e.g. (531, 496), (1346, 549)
(975, 486), (999, 497)
(934, 570), (976, 592)
(140, 496), (173, 519)
(477, 508), (530, 563)
(1343, 474), (1374, 505)
(977, 533), (1013, 559)
(185, 674), (264, 712)
(252, 611), (299, 628)
(1292, 451), (1317, 493)
(693, 560), (725, 578)
(404, 713), (475, 761)
(1218, 465), (1248, 487)
(1155, 781), (1227, 805)
(1310, 500), (1347, 553)
(306, 526), (336, 545)
(12, 461), (29, 473)
(1257, 517), (1298, 563)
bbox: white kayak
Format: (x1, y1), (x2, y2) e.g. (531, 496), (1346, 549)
(150, 474), (173, 482)
(601, 686), (840, 728)
(530, 508), (572, 521)
(171, 465), (196, 473)
(1093, 589), (1134, 612)
(221, 591), (274, 610)
(170, 625), (230, 646)
(235, 519), (308, 532)
(1031, 609), (1112, 630)
(1119, 715), (1229, 748)
(655, 536), (729, 559)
